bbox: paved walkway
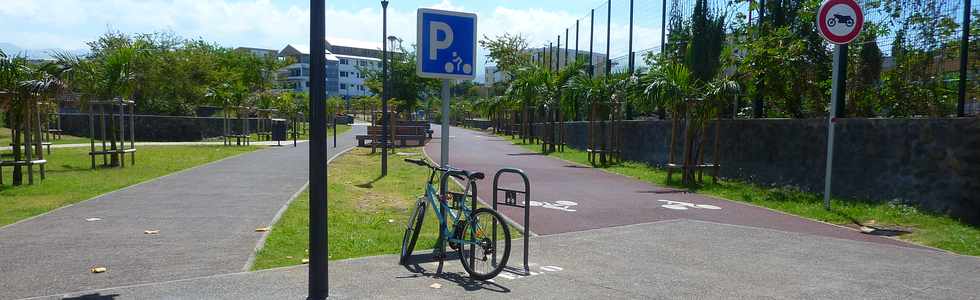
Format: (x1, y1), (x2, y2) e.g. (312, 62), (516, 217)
(1, 139), (310, 151)
(0, 126), (365, 300)
(31, 219), (980, 299)
(424, 126), (924, 250)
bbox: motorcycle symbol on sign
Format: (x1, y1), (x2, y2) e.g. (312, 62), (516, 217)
(658, 200), (722, 211)
(827, 14), (855, 28)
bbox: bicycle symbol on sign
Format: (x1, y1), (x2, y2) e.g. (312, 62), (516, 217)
(530, 200), (578, 212)
(827, 14), (855, 28)
(444, 51), (473, 75)
(658, 200), (722, 211)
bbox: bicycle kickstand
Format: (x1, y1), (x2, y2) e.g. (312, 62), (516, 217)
(434, 235), (446, 276)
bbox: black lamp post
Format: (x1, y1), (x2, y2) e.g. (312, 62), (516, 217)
(308, 0), (328, 299)
(381, 0), (390, 176)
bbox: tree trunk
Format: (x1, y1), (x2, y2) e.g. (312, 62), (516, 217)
(12, 120), (23, 186)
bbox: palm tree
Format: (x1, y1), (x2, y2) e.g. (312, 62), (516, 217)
(505, 64), (547, 144)
(1, 52), (65, 185)
(54, 44), (146, 166)
(568, 72), (616, 165)
(644, 62), (699, 183)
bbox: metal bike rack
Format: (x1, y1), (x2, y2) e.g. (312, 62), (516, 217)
(493, 168), (530, 274)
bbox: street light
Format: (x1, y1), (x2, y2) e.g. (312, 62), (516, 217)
(381, 0), (390, 176)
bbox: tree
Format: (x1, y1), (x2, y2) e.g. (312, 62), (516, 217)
(363, 45), (439, 115)
(1, 51), (65, 185)
(480, 33), (531, 80)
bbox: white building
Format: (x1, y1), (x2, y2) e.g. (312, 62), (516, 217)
(237, 38), (394, 102)
(336, 54), (380, 99)
(274, 45), (340, 97)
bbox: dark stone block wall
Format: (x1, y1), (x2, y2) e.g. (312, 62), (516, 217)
(57, 113), (272, 142)
(529, 118), (980, 224)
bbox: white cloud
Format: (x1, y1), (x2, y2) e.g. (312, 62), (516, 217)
(1, 0), (613, 81)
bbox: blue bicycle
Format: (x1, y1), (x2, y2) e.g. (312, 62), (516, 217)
(400, 158), (511, 280)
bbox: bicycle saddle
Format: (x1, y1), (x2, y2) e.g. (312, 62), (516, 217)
(450, 169), (485, 180)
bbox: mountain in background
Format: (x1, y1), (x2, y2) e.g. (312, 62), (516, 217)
(0, 42), (88, 59)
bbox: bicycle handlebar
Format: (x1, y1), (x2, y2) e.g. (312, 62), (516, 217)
(404, 158), (484, 181)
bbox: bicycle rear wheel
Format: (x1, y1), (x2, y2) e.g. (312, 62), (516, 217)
(458, 208), (511, 280)
(400, 198), (427, 265)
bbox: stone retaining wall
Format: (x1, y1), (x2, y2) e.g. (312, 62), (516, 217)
(530, 118), (980, 224)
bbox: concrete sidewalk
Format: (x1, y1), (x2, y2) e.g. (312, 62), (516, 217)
(31, 219), (980, 299)
(0, 126), (365, 299)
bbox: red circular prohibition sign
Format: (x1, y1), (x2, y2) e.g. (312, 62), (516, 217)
(817, 0), (864, 44)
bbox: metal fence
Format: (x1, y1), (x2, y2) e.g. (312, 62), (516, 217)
(533, 0), (978, 117)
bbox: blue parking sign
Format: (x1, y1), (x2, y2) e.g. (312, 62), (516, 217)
(416, 8), (477, 80)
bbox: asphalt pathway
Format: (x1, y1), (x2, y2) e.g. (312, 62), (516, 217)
(33, 219), (980, 299)
(0, 125), (365, 300)
(424, 126), (925, 249)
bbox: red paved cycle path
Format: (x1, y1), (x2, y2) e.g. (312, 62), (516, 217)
(424, 126), (926, 250)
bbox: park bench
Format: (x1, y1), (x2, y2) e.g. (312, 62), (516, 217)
(46, 129), (64, 140)
(0, 158), (48, 185)
(665, 163), (720, 184)
(356, 125), (429, 148)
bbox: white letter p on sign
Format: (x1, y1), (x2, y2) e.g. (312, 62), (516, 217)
(428, 21), (453, 60)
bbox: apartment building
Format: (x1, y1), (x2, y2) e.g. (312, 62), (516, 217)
(238, 38), (386, 100)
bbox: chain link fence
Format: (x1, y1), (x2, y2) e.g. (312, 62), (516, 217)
(535, 0), (977, 117)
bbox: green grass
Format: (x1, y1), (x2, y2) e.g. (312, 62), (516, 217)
(0, 127), (91, 146)
(500, 134), (980, 256)
(253, 147), (520, 270)
(0, 145), (260, 227)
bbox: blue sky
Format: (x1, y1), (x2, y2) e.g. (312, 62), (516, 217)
(1, 0), (663, 81)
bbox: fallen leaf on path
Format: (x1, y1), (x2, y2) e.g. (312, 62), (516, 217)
(90, 267), (107, 273)
(429, 283), (442, 289)
(86, 218), (102, 222)
(144, 230), (160, 235)
(255, 227), (271, 232)
(859, 226), (876, 234)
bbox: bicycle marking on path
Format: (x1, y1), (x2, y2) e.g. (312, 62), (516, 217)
(487, 264), (564, 282)
(529, 201), (578, 212)
(657, 200), (722, 211)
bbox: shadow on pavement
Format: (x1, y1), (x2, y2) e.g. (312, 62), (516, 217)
(400, 252), (512, 293)
(637, 189), (690, 194)
(507, 152), (546, 156)
(62, 293), (120, 300)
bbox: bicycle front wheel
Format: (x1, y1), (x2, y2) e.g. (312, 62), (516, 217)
(458, 208), (511, 280)
(400, 198), (426, 265)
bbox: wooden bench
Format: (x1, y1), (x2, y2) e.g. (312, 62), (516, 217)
(224, 134), (251, 146)
(665, 163), (720, 184)
(46, 129), (64, 140)
(255, 132), (272, 141)
(356, 125), (429, 148)
(0, 159), (48, 185)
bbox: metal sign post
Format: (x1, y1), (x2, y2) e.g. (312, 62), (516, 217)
(817, 0), (863, 210)
(441, 80), (450, 166)
(416, 8), (478, 167)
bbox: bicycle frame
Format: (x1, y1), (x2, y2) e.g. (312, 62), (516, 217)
(421, 165), (481, 247)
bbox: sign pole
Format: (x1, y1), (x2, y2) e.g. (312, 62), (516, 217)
(818, 0), (862, 210)
(441, 80), (451, 167)
(824, 44), (844, 210)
